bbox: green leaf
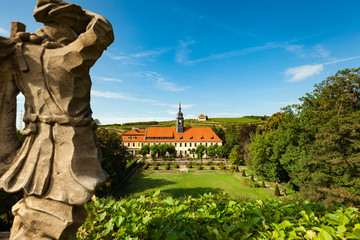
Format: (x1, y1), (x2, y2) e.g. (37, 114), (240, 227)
(164, 197), (174, 205)
(306, 230), (316, 239)
(319, 229), (333, 240)
(143, 214), (152, 224)
(114, 216), (125, 227)
(222, 223), (235, 234)
(279, 220), (293, 230)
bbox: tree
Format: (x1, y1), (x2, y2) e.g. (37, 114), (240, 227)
(216, 145), (228, 158)
(158, 144), (168, 158)
(228, 145), (241, 165)
(138, 145), (150, 160)
(249, 68), (360, 206)
(196, 145), (206, 159)
(224, 124), (239, 151)
(94, 118), (101, 126)
(96, 128), (131, 196)
(206, 144), (218, 159)
(150, 145), (159, 159)
(211, 125), (225, 143)
(190, 148), (196, 159)
(166, 144), (176, 158)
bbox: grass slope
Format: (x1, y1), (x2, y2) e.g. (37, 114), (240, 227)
(117, 170), (275, 200)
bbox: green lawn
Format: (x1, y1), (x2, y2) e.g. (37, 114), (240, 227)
(117, 170), (276, 200)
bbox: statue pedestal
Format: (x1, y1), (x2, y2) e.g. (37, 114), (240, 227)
(0, 232), (10, 240)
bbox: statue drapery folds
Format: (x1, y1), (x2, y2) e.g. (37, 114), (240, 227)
(0, 1), (114, 239)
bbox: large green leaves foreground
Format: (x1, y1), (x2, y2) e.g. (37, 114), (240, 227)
(77, 192), (360, 240)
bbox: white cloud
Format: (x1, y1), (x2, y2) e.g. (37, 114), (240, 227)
(0, 27), (10, 37)
(91, 90), (194, 109)
(96, 116), (174, 125)
(285, 64), (324, 82)
(106, 47), (171, 65)
(94, 76), (123, 83)
(284, 44), (306, 58)
(311, 44), (330, 58)
(135, 71), (189, 92)
(285, 55), (360, 82)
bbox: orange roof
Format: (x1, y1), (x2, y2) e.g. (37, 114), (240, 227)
(122, 129), (146, 142)
(198, 114), (206, 118)
(146, 127), (174, 138)
(122, 129), (146, 136)
(145, 127), (222, 143)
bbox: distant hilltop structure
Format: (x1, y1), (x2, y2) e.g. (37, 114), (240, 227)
(122, 103), (222, 156)
(197, 114), (207, 121)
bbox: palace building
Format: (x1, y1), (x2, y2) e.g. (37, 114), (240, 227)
(122, 103), (223, 156)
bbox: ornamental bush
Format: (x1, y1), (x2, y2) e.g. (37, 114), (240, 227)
(186, 164), (192, 168)
(174, 163), (179, 168)
(78, 192), (360, 240)
(197, 165), (202, 170)
(153, 166), (158, 170)
(210, 166), (215, 170)
(165, 164), (170, 170)
(275, 184), (281, 196)
(142, 163), (149, 170)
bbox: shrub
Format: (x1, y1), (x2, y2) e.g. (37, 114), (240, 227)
(186, 164), (192, 168)
(155, 162), (160, 167)
(174, 163), (179, 168)
(205, 162), (210, 166)
(153, 166), (159, 170)
(197, 165), (202, 170)
(274, 185), (281, 196)
(242, 169), (246, 177)
(251, 174), (255, 181)
(262, 181), (266, 188)
(235, 166), (239, 172)
(217, 162), (221, 166)
(230, 166), (235, 171)
(165, 164), (170, 170)
(243, 179), (261, 188)
(210, 166), (215, 170)
(78, 192), (360, 240)
(142, 163), (149, 170)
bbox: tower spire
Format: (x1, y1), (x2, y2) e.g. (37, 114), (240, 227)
(176, 101), (184, 133)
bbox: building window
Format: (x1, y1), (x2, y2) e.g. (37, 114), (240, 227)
(180, 143), (182, 147)
(185, 150), (187, 154)
(189, 143), (192, 147)
(205, 143), (208, 147)
(194, 143), (197, 147)
(132, 143), (135, 147)
(133, 137), (136, 140)
(175, 143), (177, 147)
(128, 137), (131, 140)
(127, 143), (130, 147)
(211, 143), (213, 146)
(185, 143), (187, 147)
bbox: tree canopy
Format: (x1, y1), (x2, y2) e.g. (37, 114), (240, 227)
(249, 68), (360, 206)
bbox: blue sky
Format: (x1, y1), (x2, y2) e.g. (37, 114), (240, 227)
(1, 0), (360, 125)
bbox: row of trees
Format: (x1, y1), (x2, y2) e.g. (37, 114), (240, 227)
(138, 143), (229, 159)
(248, 68), (360, 206)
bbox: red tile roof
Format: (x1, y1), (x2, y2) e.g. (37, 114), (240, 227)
(123, 127), (222, 143)
(198, 114), (206, 118)
(122, 129), (146, 136)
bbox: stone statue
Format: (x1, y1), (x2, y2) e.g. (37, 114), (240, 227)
(0, 0), (114, 239)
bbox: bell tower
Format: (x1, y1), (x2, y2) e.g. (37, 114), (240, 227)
(176, 101), (184, 133)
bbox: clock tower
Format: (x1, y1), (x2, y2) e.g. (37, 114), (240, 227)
(176, 102), (184, 133)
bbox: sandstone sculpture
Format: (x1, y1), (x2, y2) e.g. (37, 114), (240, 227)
(0, 0), (114, 239)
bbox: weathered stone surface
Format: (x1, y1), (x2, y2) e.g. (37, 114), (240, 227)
(0, 0), (114, 239)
